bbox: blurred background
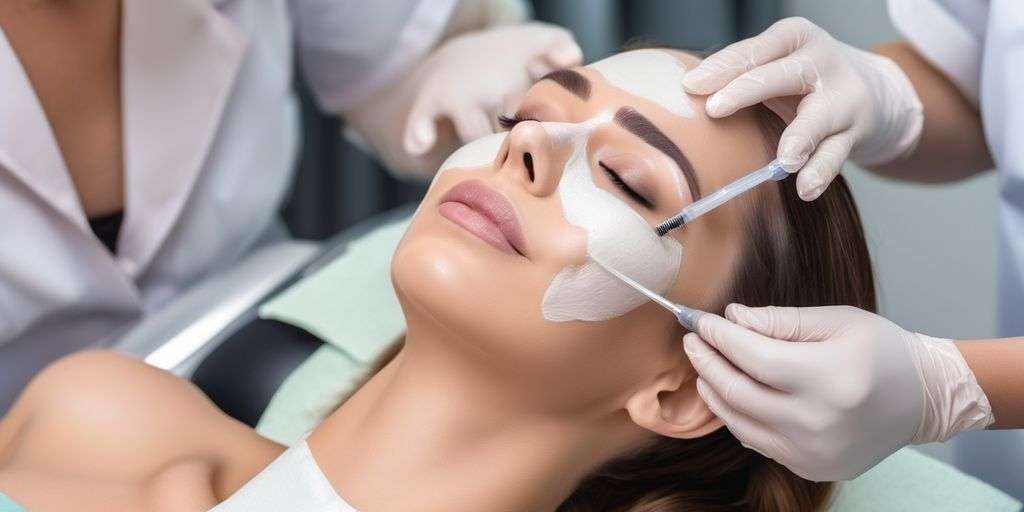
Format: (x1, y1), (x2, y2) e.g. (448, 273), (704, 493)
(283, 0), (998, 470)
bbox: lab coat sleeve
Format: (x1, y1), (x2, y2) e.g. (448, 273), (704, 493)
(289, 0), (458, 113)
(887, 0), (988, 104)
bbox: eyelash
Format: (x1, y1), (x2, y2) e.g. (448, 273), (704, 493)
(600, 162), (653, 208)
(496, 114), (654, 209)
(497, 113), (537, 130)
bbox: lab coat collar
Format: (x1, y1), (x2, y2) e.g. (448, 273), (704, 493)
(0, 29), (87, 232)
(118, 0), (248, 277)
(0, 1), (247, 279)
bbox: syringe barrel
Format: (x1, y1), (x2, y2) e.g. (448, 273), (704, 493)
(685, 160), (785, 221)
(656, 160), (786, 236)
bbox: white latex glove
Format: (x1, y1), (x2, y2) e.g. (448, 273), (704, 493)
(681, 17), (924, 200)
(683, 304), (994, 481)
(403, 22), (582, 156)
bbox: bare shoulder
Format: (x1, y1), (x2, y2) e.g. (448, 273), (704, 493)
(0, 350), (282, 494)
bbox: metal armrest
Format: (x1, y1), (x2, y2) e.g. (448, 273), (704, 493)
(115, 240), (320, 376)
(114, 204), (416, 378)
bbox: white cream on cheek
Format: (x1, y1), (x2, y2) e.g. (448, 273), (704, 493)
(541, 116), (682, 322)
(437, 132), (509, 176)
(419, 132), (509, 214)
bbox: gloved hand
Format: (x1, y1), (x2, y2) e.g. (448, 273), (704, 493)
(682, 304), (994, 481)
(681, 17), (924, 200)
(403, 22), (582, 156)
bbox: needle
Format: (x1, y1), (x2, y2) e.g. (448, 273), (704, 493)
(594, 259), (706, 331)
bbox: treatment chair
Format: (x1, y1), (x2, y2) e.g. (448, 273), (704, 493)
(115, 206), (414, 425)
(116, 205), (1021, 512)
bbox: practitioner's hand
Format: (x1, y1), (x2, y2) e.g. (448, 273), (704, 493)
(683, 304), (993, 481)
(403, 22), (582, 156)
(681, 17), (924, 200)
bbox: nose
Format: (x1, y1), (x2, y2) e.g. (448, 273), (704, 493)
(498, 121), (563, 197)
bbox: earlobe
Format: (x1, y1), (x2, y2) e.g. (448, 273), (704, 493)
(625, 366), (724, 439)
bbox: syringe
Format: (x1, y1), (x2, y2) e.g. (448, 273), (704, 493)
(655, 159), (787, 236)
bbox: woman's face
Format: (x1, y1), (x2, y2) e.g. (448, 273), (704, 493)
(392, 49), (773, 415)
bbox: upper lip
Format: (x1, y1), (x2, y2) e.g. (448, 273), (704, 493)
(439, 179), (527, 256)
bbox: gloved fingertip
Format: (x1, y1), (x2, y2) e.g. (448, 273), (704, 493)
(726, 304), (766, 333)
(548, 43), (583, 68)
(705, 93), (736, 118)
(682, 333), (699, 356)
(796, 167), (826, 201)
(527, 59), (554, 81)
(694, 377), (710, 400)
(776, 155), (806, 173)
(683, 333), (712, 363)
(723, 303), (744, 323)
(681, 68), (714, 93)
(797, 180), (826, 201)
(777, 142), (809, 172)
(705, 94), (723, 116)
(405, 119), (436, 155)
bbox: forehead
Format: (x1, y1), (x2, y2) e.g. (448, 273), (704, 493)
(523, 48), (771, 196)
(585, 49), (698, 118)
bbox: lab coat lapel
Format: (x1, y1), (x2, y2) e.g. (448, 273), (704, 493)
(0, 29), (87, 232)
(118, 0), (247, 277)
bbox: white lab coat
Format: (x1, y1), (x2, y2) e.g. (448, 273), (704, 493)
(889, 0), (1024, 499)
(0, 0), (455, 411)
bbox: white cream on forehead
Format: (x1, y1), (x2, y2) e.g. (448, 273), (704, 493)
(587, 49), (695, 118)
(541, 116), (682, 322)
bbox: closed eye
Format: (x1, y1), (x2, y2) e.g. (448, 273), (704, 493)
(499, 114), (654, 209)
(600, 162), (653, 208)
(497, 113), (539, 130)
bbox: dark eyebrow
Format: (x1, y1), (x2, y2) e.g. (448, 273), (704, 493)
(539, 69), (591, 100)
(613, 107), (701, 200)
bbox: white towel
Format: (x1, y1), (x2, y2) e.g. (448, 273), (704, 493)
(210, 440), (357, 512)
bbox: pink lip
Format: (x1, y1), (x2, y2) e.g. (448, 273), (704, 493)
(438, 179), (527, 257)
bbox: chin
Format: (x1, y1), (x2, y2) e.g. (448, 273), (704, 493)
(392, 221), (511, 336)
(392, 220), (566, 362)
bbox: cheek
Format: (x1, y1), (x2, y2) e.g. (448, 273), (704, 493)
(415, 132), (508, 214)
(542, 135), (682, 322)
(438, 132), (508, 174)
(392, 218), (546, 349)
(669, 208), (746, 311)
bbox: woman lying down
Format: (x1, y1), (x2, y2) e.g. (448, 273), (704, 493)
(0, 48), (874, 512)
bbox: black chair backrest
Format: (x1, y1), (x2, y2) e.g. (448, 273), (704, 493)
(191, 319), (323, 426)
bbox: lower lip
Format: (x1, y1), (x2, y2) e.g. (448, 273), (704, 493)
(438, 201), (518, 255)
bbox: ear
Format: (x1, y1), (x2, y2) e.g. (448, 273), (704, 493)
(624, 363), (724, 439)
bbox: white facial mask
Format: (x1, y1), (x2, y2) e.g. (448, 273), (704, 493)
(588, 49), (695, 119)
(541, 116), (682, 322)
(438, 132), (508, 175)
(418, 132), (508, 216)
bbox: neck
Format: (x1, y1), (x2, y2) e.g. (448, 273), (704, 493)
(308, 317), (643, 512)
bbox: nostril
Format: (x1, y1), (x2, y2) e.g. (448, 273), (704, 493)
(523, 152), (535, 182)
